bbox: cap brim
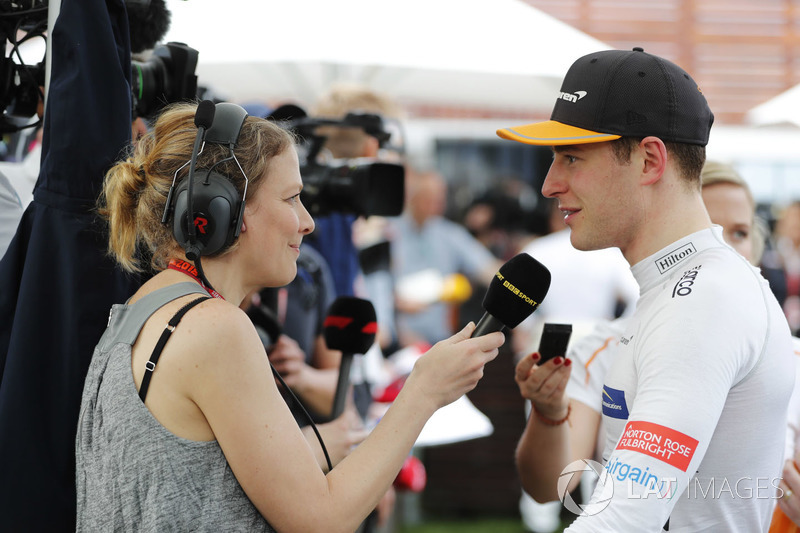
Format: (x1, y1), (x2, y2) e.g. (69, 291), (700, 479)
(496, 120), (621, 146)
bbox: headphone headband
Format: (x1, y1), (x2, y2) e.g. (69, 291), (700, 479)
(162, 101), (249, 258)
(205, 103), (248, 146)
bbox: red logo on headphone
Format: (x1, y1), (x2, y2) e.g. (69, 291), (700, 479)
(193, 216), (208, 234)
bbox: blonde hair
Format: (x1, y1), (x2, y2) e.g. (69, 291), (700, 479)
(98, 102), (295, 273)
(701, 161), (753, 200)
(700, 160), (765, 264)
(312, 83), (402, 159)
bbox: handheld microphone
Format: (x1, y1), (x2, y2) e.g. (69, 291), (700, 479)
(323, 297), (378, 420)
(472, 253), (551, 338)
(184, 99), (216, 260)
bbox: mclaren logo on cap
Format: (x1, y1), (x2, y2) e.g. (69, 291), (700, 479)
(558, 90), (587, 103)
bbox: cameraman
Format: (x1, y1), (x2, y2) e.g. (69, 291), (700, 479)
(308, 83), (404, 351)
(306, 82), (405, 530)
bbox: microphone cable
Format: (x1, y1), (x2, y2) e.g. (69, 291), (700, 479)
(192, 256), (218, 297)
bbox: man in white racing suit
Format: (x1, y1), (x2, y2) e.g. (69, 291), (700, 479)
(497, 47), (794, 532)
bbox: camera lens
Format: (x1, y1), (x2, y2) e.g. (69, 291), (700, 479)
(130, 42), (198, 120)
(131, 56), (168, 119)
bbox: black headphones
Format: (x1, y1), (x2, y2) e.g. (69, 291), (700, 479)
(161, 101), (249, 260)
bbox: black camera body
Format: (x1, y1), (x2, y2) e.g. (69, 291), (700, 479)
(131, 41), (198, 120)
(0, 0), (47, 133)
(1, 1), (197, 132)
(300, 157), (404, 218)
(0, 59), (43, 132)
(273, 107), (405, 218)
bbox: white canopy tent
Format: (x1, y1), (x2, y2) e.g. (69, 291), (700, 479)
(163, 0), (609, 114)
(737, 84), (800, 204)
(746, 83), (800, 128)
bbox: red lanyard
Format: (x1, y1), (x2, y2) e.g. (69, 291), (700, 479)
(167, 259), (225, 300)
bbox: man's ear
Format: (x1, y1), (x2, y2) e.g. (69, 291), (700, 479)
(639, 136), (667, 185)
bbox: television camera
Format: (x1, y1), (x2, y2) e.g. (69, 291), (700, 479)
(0, 0), (47, 133)
(272, 105), (405, 218)
(1, 0), (198, 134)
(130, 41), (198, 120)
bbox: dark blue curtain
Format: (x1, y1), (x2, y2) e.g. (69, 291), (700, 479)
(0, 1), (143, 529)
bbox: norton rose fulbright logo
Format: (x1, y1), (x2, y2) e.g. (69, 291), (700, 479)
(616, 420), (698, 472)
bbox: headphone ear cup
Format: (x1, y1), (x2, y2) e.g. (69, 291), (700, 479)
(172, 169), (241, 256)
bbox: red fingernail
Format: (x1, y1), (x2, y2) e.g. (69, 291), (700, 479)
(531, 352), (540, 361)
(564, 358), (572, 367)
(553, 357), (563, 365)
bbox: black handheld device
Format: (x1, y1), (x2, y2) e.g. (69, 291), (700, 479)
(537, 323), (573, 364)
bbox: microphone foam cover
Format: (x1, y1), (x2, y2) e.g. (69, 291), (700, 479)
(127, 0), (171, 54)
(483, 253), (551, 329)
(323, 297), (378, 355)
(194, 99), (216, 130)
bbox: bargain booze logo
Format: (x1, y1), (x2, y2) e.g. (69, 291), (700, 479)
(616, 420), (698, 472)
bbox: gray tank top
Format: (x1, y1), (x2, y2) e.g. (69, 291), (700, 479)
(76, 282), (275, 532)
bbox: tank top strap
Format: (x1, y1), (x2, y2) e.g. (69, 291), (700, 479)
(99, 282), (210, 350)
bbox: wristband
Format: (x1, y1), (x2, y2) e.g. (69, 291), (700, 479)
(533, 404), (571, 426)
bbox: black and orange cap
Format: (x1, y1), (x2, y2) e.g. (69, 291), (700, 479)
(497, 47), (714, 147)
